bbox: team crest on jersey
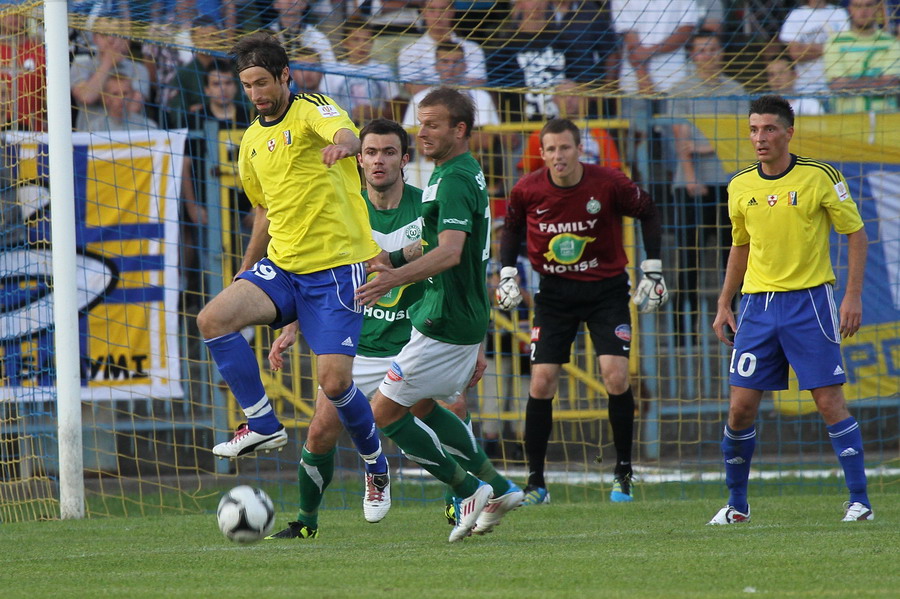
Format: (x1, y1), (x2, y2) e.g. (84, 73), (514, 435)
(405, 223), (421, 240)
(767, 194), (777, 207)
(586, 197), (601, 214)
(283, 130), (292, 145)
(788, 191), (797, 206)
(267, 139), (276, 152)
(386, 361), (404, 382)
(531, 326), (541, 342)
(317, 104), (340, 118)
(614, 324), (632, 342)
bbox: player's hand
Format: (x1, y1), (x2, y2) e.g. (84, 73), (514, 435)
(632, 259), (669, 313)
(839, 294), (862, 338)
(321, 144), (352, 167)
(712, 304), (737, 347)
(496, 266), (523, 310)
(355, 264), (399, 307)
(268, 321), (299, 371)
(468, 345), (488, 388)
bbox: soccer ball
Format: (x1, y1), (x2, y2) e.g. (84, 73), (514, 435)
(217, 485), (275, 544)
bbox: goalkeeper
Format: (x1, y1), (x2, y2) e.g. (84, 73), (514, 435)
(498, 117), (667, 505)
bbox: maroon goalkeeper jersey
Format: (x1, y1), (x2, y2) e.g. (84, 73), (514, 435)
(504, 164), (657, 282)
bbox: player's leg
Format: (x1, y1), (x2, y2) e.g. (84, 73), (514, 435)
(710, 292), (782, 524)
(784, 285), (872, 521)
(523, 276), (583, 505)
(586, 278), (637, 501)
(268, 392), (341, 539)
(599, 355), (635, 501)
(198, 272), (289, 458)
(523, 363), (561, 505)
(811, 385), (873, 520)
(413, 396), (524, 533)
(297, 263), (388, 476)
(371, 332), (492, 541)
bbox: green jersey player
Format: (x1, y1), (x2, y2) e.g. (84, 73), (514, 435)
(356, 90), (523, 543)
(266, 118), (518, 540)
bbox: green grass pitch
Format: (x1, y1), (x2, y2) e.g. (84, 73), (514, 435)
(2, 490), (897, 598)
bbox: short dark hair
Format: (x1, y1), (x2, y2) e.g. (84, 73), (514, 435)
(435, 41), (463, 56)
(204, 58), (236, 86)
(230, 31), (288, 81)
(359, 118), (410, 157)
(418, 86), (475, 139)
(540, 117), (581, 147)
(687, 28), (722, 53)
(749, 94), (795, 128)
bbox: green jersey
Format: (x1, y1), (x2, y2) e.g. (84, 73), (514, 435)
(410, 152), (491, 345)
(360, 185), (425, 357)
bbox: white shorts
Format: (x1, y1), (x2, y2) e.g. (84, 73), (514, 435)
(352, 354), (395, 398)
(377, 328), (480, 408)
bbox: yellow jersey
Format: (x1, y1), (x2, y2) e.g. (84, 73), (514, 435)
(727, 154), (864, 293)
(238, 93), (379, 274)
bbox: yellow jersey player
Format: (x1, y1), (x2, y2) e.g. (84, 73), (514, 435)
(709, 95), (872, 525)
(196, 32), (390, 524)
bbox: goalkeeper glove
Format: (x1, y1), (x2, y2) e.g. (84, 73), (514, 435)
(496, 266), (523, 310)
(632, 259), (669, 313)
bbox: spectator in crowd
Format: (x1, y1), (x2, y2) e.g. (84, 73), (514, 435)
(485, 0), (566, 122)
(269, 0), (336, 65)
(518, 78), (623, 173)
(165, 58), (255, 300)
(765, 58), (825, 115)
(0, 5), (46, 131)
(322, 19), (400, 124)
(74, 72), (158, 132)
(397, 0), (487, 96)
(825, 0), (900, 114)
(612, 0), (699, 98)
(343, 0), (422, 69)
(165, 16), (237, 122)
(289, 45), (325, 92)
(779, 0), (849, 96)
(452, 0), (511, 42)
(70, 19), (151, 131)
(402, 41), (501, 189)
(553, 0), (618, 89)
(668, 30), (746, 338)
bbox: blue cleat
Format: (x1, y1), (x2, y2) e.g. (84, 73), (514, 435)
(520, 484), (550, 506)
(610, 474), (634, 502)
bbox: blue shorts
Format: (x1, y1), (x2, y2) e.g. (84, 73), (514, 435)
(729, 284), (846, 391)
(237, 258), (366, 356)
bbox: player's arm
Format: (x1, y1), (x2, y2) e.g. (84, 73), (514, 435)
(268, 320), (299, 371)
(236, 205), (271, 279)
(322, 128), (361, 167)
(712, 243), (749, 347)
(616, 175), (668, 312)
(356, 229), (466, 306)
(839, 227), (867, 338)
(495, 196), (527, 309)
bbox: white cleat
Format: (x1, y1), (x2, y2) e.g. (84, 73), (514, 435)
(473, 483), (524, 535)
(707, 504), (750, 525)
(212, 423), (288, 459)
(842, 501), (874, 522)
(448, 482), (493, 542)
(363, 472), (391, 523)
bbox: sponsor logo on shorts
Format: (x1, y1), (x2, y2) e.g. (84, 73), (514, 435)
(531, 326), (541, 342)
(614, 324), (632, 342)
(386, 361), (403, 382)
(833, 365), (845, 376)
